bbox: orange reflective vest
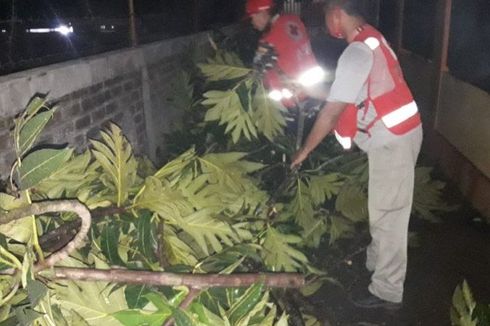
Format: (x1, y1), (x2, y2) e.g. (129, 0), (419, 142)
(333, 25), (421, 150)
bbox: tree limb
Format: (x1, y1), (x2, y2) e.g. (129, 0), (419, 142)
(0, 200), (91, 272)
(163, 287), (201, 326)
(35, 268), (305, 289)
(38, 205), (126, 252)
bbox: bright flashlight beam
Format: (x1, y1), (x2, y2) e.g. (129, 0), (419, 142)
(28, 28), (51, 33)
(54, 25), (74, 36)
(28, 25), (73, 35)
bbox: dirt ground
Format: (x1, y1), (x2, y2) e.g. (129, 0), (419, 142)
(307, 192), (490, 325)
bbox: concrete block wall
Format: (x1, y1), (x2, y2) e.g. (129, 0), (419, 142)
(399, 52), (490, 221)
(0, 31), (215, 179)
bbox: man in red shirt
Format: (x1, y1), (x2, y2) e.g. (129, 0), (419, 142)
(246, 0), (327, 112)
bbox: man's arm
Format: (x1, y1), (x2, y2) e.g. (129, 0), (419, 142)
(291, 101), (347, 167)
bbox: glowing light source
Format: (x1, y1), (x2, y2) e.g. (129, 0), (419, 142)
(268, 90), (283, 101)
(54, 25), (74, 36)
(27, 24), (73, 36)
(281, 88), (293, 99)
(298, 66), (326, 87)
(28, 28), (51, 33)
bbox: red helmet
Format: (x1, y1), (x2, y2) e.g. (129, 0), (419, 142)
(246, 0), (273, 16)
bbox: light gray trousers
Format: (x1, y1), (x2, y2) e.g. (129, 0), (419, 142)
(365, 126), (423, 303)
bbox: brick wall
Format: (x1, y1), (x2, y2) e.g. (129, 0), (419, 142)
(0, 30), (219, 179)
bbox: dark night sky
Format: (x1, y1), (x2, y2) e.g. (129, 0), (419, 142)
(0, 0), (176, 19)
(0, 0), (488, 90)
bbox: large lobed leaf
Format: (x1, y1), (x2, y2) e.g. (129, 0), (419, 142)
(35, 150), (96, 199)
(413, 167), (457, 222)
(252, 83), (286, 141)
(154, 148), (196, 182)
(198, 51), (251, 81)
(175, 208), (242, 256)
(91, 123), (139, 207)
(335, 183), (368, 222)
(133, 176), (194, 220)
(261, 227), (308, 272)
(166, 71), (195, 112)
(203, 89), (257, 143)
(177, 153), (267, 215)
(51, 257), (128, 326)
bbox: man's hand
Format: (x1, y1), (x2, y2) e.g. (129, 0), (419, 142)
(253, 42), (278, 75)
(290, 148), (309, 169)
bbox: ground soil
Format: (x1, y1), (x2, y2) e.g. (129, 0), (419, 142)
(307, 191), (490, 325)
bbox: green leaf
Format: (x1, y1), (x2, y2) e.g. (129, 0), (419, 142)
(144, 292), (171, 311)
(153, 148), (196, 181)
(227, 283), (264, 325)
(0, 192), (29, 211)
(190, 303), (225, 325)
(18, 110), (55, 156)
(91, 123), (139, 207)
(198, 51), (251, 81)
(252, 83), (286, 141)
(134, 177), (194, 221)
(163, 226), (198, 266)
(308, 174), (343, 206)
(451, 281), (478, 326)
(0, 193), (32, 242)
(25, 96), (47, 116)
(100, 223), (125, 266)
(51, 257), (128, 326)
(328, 215), (355, 245)
(261, 227), (308, 272)
(26, 278), (48, 307)
(70, 310), (91, 325)
(335, 183), (368, 222)
(14, 306), (44, 326)
(35, 150), (94, 199)
(195, 244), (261, 273)
(413, 167), (457, 222)
(113, 310), (168, 326)
(290, 179), (315, 229)
(171, 307), (196, 326)
(137, 212), (158, 263)
(202, 89), (257, 144)
(176, 208), (240, 256)
(166, 71), (194, 112)
(18, 148), (73, 190)
(124, 285), (150, 309)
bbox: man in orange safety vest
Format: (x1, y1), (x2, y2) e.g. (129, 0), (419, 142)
(291, 0), (423, 310)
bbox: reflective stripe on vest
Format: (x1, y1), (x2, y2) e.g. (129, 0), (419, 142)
(381, 101), (418, 128)
(334, 131), (352, 150)
(364, 37), (380, 50)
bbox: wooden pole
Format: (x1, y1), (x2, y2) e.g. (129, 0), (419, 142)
(393, 0), (405, 54)
(128, 0), (138, 46)
(193, 0), (200, 32)
(432, 0), (452, 117)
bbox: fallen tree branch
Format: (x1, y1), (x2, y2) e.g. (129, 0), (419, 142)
(39, 206), (126, 252)
(163, 287), (201, 326)
(34, 268), (305, 289)
(0, 200), (91, 272)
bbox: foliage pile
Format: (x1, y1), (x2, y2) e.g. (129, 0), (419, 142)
(0, 44), (455, 325)
(451, 281), (490, 326)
